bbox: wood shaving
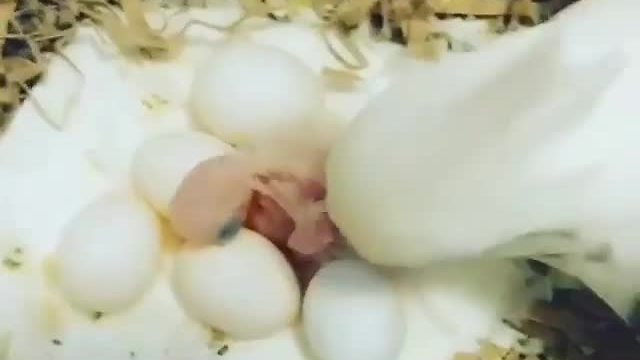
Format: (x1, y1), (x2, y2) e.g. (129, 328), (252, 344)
(405, 18), (445, 60)
(453, 341), (545, 360)
(0, 1), (18, 125)
(453, 262), (640, 360)
(504, 272), (640, 360)
(322, 66), (362, 91)
(0, 0), (81, 126)
(428, 0), (539, 20)
(313, 0), (376, 70)
(0, 0), (577, 124)
(321, 26), (368, 69)
(82, 0), (185, 60)
(0, 0), (287, 124)
(316, 0), (578, 66)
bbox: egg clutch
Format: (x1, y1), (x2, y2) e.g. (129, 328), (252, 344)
(51, 40), (405, 360)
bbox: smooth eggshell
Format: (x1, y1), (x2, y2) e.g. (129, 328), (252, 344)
(171, 228), (300, 339)
(131, 131), (233, 215)
(55, 193), (162, 313)
(303, 259), (406, 360)
(190, 41), (324, 146)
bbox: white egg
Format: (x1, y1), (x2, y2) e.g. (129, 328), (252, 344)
(171, 228), (300, 339)
(131, 131), (233, 216)
(303, 260), (406, 360)
(190, 40), (324, 146)
(55, 193), (162, 313)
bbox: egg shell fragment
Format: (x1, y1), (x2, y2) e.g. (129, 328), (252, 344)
(303, 259), (406, 360)
(131, 131), (234, 216)
(171, 228), (301, 339)
(55, 193), (162, 313)
(190, 40), (324, 146)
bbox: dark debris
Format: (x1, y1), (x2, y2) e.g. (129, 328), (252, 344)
(513, 264), (640, 360)
(92, 311), (104, 321)
(216, 344), (229, 356)
(0, 0), (80, 124)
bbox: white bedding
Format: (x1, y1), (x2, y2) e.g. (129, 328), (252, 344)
(0, 0), (634, 359)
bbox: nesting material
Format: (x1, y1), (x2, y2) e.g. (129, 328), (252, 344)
(5, 1), (637, 360)
(0, 1), (24, 124)
(0, 0), (578, 124)
(507, 262), (640, 360)
(0, 0), (80, 125)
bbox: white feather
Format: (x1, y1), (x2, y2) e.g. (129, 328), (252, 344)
(326, 6), (640, 320)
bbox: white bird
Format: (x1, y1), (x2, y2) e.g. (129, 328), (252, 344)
(326, 0), (640, 321)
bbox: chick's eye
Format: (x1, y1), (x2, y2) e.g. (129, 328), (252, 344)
(218, 216), (243, 243)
